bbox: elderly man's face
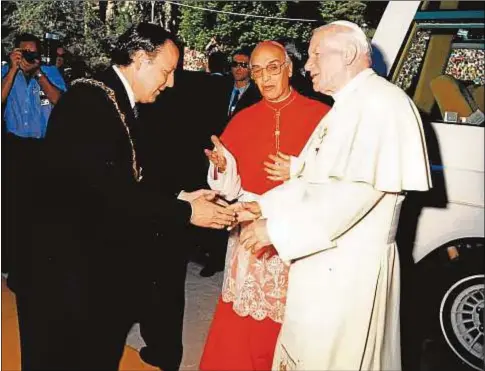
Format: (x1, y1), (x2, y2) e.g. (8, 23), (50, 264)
(134, 39), (179, 103)
(305, 30), (345, 95)
(250, 43), (292, 102)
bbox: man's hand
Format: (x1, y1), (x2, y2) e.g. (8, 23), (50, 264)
(240, 219), (272, 254)
(229, 201), (262, 223)
(8, 49), (22, 71)
(180, 189), (229, 207)
(264, 152), (291, 182)
(179, 189), (220, 203)
(204, 135), (227, 173)
(189, 194), (236, 229)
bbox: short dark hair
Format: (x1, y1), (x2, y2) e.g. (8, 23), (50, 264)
(231, 47), (251, 60)
(14, 33), (42, 53)
(111, 22), (176, 66)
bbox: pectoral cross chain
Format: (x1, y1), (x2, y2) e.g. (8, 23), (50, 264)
(264, 93), (297, 154)
(274, 111), (281, 153)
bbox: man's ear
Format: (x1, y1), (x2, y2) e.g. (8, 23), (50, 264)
(288, 60), (293, 78)
(343, 42), (358, 66)
(132, 50), (146, 70)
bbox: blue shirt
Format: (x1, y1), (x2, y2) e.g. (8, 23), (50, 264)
(2, 65), (67, 138)
(228, 83), (250, 115)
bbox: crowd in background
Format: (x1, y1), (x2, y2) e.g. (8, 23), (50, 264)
(394, 30), (430, 92)
(395, 29), (485, 92)
(445, 48), (485, 85)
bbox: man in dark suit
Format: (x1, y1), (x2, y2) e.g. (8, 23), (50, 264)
(12, 23), (235, 371)
(226, 48), (261, 120)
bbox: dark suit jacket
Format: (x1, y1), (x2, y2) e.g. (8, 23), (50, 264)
(139, 70), (218, 194)
(138, 70), (232, 256)
(12, 67), (192, 299)
(226, 80), (261, 120)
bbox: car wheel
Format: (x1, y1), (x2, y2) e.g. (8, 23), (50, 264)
(440, 274), (484, 371)
(415, 238), (484, 371)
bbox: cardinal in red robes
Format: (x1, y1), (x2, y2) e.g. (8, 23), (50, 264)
(199, 41), (330, 370)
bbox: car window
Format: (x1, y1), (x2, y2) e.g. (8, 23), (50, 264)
(391, 4), (484, 126)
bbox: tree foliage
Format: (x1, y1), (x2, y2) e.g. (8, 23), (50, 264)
(2, 1), (105, 70)
(176, 1), (377, 53)
(1, 1), (146, 71)
(1, 1), (387, 70)
(317, 1), (366, 26)
(177, 1), (318, 53)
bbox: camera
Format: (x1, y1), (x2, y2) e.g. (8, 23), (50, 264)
(44, 32), (61, 65)
(22, 50), (41, 64)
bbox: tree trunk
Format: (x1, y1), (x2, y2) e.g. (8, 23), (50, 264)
(98, 1), (107, 23)
(106, 1), (116, 24)
(163, 1), (172, 32)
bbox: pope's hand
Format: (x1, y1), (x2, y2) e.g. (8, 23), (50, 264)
(189, 193), (236, 229)
(204, 135), (227, 173)
(240, 219), (272, 254)
(264, 152), (291, 182)
(229, 201), (262, 223)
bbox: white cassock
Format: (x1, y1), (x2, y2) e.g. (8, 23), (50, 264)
(257, 69), (432, 371)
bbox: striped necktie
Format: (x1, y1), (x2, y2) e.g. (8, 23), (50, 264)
(228, 89), (240, 117)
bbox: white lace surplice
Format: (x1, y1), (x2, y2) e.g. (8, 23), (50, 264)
(222, 227), (288, 323)
(208, 147), (290, 324)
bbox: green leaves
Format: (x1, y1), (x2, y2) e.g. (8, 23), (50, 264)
(1, 1), (383, 71)
(318, 1), (367, 25)
(177, 1), (316, 54)
(176, 1), (373, 54)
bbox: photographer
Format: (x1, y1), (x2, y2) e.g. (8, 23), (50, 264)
(2, 33), (65, 105)
(1, 33), (66, 281)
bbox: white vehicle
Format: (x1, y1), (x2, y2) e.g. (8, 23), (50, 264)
(372, 2), (484, 370)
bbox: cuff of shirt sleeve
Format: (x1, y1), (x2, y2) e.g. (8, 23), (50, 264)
(258, 193), (272, 219)
(266, 216), (292, 264)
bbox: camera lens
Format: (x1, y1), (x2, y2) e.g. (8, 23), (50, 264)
(22, 50), (40, 63)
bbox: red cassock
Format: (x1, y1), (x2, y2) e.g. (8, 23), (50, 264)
(200, 90), (330, 370)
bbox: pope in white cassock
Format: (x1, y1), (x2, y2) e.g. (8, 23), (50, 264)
(227, 21), (433, 370)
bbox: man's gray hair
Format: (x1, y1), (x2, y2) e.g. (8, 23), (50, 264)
(314, 20), (372, 64)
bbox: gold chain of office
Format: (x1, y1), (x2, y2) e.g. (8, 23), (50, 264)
(71, 78), (142, 182)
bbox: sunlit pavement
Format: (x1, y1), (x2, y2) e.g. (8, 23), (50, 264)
(1, 262), (222, 371)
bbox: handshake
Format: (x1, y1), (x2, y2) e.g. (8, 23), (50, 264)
(179, 189), (262, 230)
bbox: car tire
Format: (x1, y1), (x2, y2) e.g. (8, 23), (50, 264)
(415, 238), (484, 371)
(440, 273), (484, 370)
